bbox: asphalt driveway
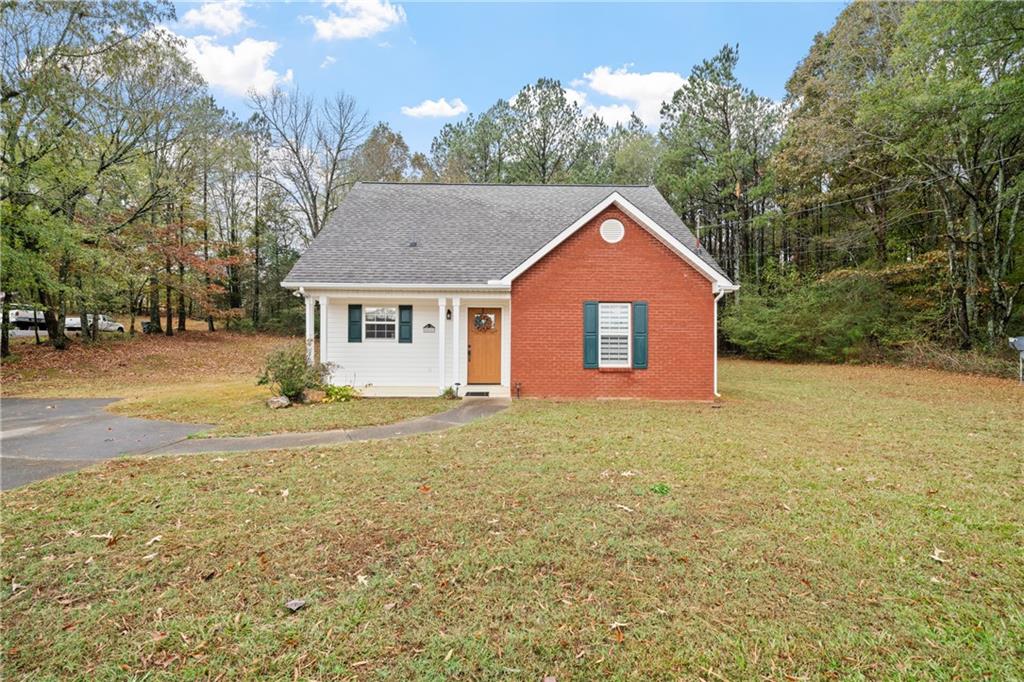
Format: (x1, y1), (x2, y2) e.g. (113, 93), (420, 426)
(0, 398), (208, 490)
(0, 397), (510, 491)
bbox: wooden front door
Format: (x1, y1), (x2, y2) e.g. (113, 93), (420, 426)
(467, 307), (501, 384)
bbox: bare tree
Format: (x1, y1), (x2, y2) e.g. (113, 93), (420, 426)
(249, 87), (368, 241)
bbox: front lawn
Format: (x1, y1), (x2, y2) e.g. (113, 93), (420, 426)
(2, 360), (1022, 679)
(2, 331), (450, 436)
(108, 380), (450, 437)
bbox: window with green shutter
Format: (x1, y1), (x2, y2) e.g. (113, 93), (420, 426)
(583, 301), (599, 368)
(632, 302), (648, 369)
(348, 304), (362, 342)
(398, 305), (413, 343)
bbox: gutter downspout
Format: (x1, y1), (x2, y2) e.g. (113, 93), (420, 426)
(713, 290), (725, 398)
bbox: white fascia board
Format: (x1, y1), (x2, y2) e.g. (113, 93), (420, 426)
(281, 281), (510, 292)
(498, 191), (735, 290)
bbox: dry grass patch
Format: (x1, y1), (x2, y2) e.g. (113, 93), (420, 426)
(1, 331), (284, 397)
(109, 380), (450, 437)
(2, 332), (449, 436)
(2, 360), (1022, 679)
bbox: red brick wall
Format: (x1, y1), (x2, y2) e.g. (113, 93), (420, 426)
(511, 205), (716, 401)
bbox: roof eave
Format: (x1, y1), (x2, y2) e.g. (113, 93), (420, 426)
(281, 281), (512, 292)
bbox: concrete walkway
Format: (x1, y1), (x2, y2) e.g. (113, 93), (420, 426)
(148, 397), (510, 455)
(1, 397), (509, 489)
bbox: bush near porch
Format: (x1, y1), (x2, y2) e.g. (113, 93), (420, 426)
(2, 360), (1021, 679)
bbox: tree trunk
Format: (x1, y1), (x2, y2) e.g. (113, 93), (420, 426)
(252, 168), (261, 326)
(1, 293), (10, 358)
(165, 259), (174, 336)
(40, 289), (68, 350)
(148, 274), (162, 333)
(78, 278), (90, 342)
(32, 302), (41, 345)
(177, 262), (186, 332)
(203, 166), (214, 332)
(128, 289), (137, 336)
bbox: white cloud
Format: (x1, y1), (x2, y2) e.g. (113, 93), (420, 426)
(183, 36), (292, 96)
(320, 55), (337, 69)
(589, 103), (634, 127)
(560, 87), (634, 127)
(563, 87), (588, 109)
(579, 65), (686, 126)
(401, 97), (468, 118)
(312, 0), (406, 40)
(182, 0), (251, 36)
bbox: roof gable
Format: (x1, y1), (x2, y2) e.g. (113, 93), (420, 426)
(497, 192), (735, 291)
(283, 183), (732, 289)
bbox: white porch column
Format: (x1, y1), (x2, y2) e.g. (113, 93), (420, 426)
(437, 297), (447, 392)
(318, 295), (328, 366)
(304, 295), (315, 365)
(450, 296), (461, 387)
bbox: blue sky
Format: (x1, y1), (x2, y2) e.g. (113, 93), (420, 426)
(171, 1), (845, 153)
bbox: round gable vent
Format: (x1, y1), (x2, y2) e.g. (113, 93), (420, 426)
(600, 218), (625, 244)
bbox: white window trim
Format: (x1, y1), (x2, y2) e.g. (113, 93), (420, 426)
(364, 305), (398, 342)
(598, 302), (632, 368)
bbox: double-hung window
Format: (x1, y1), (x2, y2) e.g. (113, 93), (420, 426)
(598, 302), (631, 367)
(364, 306), (397, 340)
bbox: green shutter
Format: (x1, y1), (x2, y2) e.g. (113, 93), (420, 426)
(348, 304), (362, 343)
(632, 302), (648, 369)
(398, 305), (413, 343)
(583, 301), (599, 369)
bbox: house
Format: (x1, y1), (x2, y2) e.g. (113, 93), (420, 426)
(282, 183), (738, 400)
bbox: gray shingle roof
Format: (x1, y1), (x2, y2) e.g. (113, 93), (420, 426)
(284, 182), (728, 285)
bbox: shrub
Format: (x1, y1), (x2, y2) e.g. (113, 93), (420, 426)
(440, 386), (460, 400)
(721, 272), (918, 362)
(323, 384), (361, 403)
(257, 344), (331, 401)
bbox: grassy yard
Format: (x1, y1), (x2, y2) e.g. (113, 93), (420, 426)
(1, 359), (1021, 678)
(2, 332), (449, 436)
(108, 381), (449, 437)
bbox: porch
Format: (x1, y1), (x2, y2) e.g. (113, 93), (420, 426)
(300, 288), (511, 398)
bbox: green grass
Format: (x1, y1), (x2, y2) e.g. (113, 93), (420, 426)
(2, 360), (1022, 679)
(107, 380), (452, 437)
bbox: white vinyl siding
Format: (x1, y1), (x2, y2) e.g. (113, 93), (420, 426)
(598, 302), (631, 367)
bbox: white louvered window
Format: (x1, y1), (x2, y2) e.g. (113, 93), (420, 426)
(364, 306), (397, 340)
(598, 302), (631, 367)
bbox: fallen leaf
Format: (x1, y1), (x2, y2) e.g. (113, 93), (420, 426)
(284, 599), (305, 612)
(614, 504), (635, 513)
(419, 484), (431, 494)
(142, 552), (159, 562)
(930, 548), (949, 564)
(145, 535), (162, 547)
(444, 648), (454, 662)
(280, 489), (289, 498)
